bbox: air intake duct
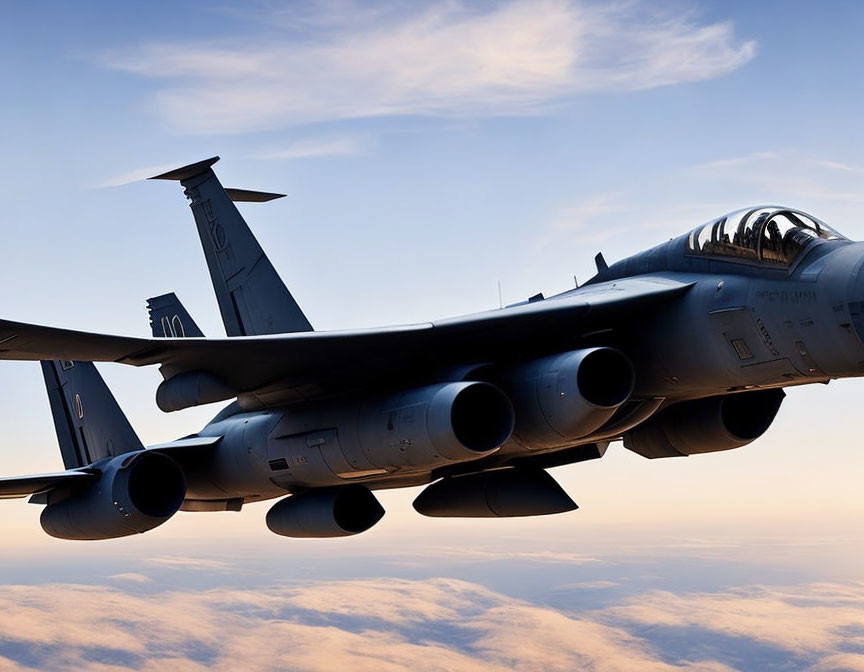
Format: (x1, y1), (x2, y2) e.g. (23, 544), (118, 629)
(352, 381), (515, 469)
(40, 451), (186, 540)
(624, 388), (786, 458)
(501, 347), (635, 448)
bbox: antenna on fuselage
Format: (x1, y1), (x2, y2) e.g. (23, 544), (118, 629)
(497, 280), (503, 309)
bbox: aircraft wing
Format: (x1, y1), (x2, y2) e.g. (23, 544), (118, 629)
(0, 470), (97, 499)
(0, 276), (691, 400)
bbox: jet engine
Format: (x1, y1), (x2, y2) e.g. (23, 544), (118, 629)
(260, 381), (516, 489)
(500, 348), (635, 448)
(358, 381), (516, 463)
(413, 468), (577, 517)
(624, 389), (786, 458)
(40, 451), (186, 540)
(266, 485), (384, 537)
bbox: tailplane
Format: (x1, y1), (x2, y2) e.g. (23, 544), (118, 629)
(150, 157), (313, 336)
(41, 361), (144, 468)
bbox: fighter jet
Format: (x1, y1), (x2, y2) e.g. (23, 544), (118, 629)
(0, 156), (856, 540)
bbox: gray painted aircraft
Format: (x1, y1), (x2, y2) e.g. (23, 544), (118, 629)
(0, 156), (857, 540)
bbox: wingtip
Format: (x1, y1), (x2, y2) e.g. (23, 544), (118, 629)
(149, 156), (220, 181)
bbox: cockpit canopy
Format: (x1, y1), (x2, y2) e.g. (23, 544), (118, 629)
(687, 206), (845, 267)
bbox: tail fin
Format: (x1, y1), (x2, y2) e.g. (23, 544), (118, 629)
(150, 157), (313, 337)
(41, 361), (144, 468)
(147, 292), (205, 338)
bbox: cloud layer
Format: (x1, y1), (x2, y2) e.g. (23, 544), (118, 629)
(0, 576), (862, 671)
(691, 152), (864, 205)
(103, 0), (756, 133)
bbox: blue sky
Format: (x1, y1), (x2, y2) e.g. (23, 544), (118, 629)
(0, 0), (859, 514)
(0, 0), (861, 533)
(1, 2), (864, 669)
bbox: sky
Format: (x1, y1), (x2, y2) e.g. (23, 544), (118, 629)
(1, 0), (864, 670)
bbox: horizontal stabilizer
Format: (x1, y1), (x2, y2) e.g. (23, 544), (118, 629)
(150, 157), (220, 181)
(147, 293), (205, 338)
(146, 436), (222, 453)
(149, 160), (284, 201)
(145, 435), (222, 471)
(0, 470), (96, 499)
(224, 188), (286, 203)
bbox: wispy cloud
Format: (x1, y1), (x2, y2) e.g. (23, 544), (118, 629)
(252, 136), (366, 160)
(92, 161), (184, 188)
(815, 159), (864, 174)
(108, 572), (153, 584)
(531, 191), (706, 257)
(94, 135), (363, 189)
(693, 151), (785, 172)
(395, 545), (601, 565)
(610, 582), (864, 655)
(285, 577), (503, 623)
(144, 556), (233, 572)
(532, 148), (864, 259)
(690, 151), (864, 204)
(809, 653), (864, 671)
(535, 192), (631, 251)
(101, 0), (756, 133)
(557, 579), (619, 590)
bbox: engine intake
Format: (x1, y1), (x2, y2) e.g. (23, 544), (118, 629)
(624, 389), (786, 458)
(401, 381), (515, 459)
(40, 451), (186, 540)
(266, 485), (384, 537)
(333, 382), (515, 470)
(501, 347), (635, 448)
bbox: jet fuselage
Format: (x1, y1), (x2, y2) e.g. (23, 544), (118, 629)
(178, 227), (864, 504)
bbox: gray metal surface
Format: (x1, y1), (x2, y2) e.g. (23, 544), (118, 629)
(0, 277), (691, 408)
(151, 157), (312, 336)
(147, 293), (204, 338)
(0, 471), (96, 499)
(40, 360), (144, 467)
(2, 160), (863, 539)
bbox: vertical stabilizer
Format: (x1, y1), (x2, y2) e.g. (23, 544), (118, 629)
(147, 292), (205, 338)
(41, 361), (145, 468)
(150, 157), (313, 336)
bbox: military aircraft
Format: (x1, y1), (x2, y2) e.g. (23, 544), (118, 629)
(0, 156), (857, 540)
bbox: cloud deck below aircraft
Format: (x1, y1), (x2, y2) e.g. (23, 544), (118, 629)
(0, 576), (860, 670)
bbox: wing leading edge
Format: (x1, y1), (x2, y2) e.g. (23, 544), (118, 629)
(0, 276), (692, 403)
